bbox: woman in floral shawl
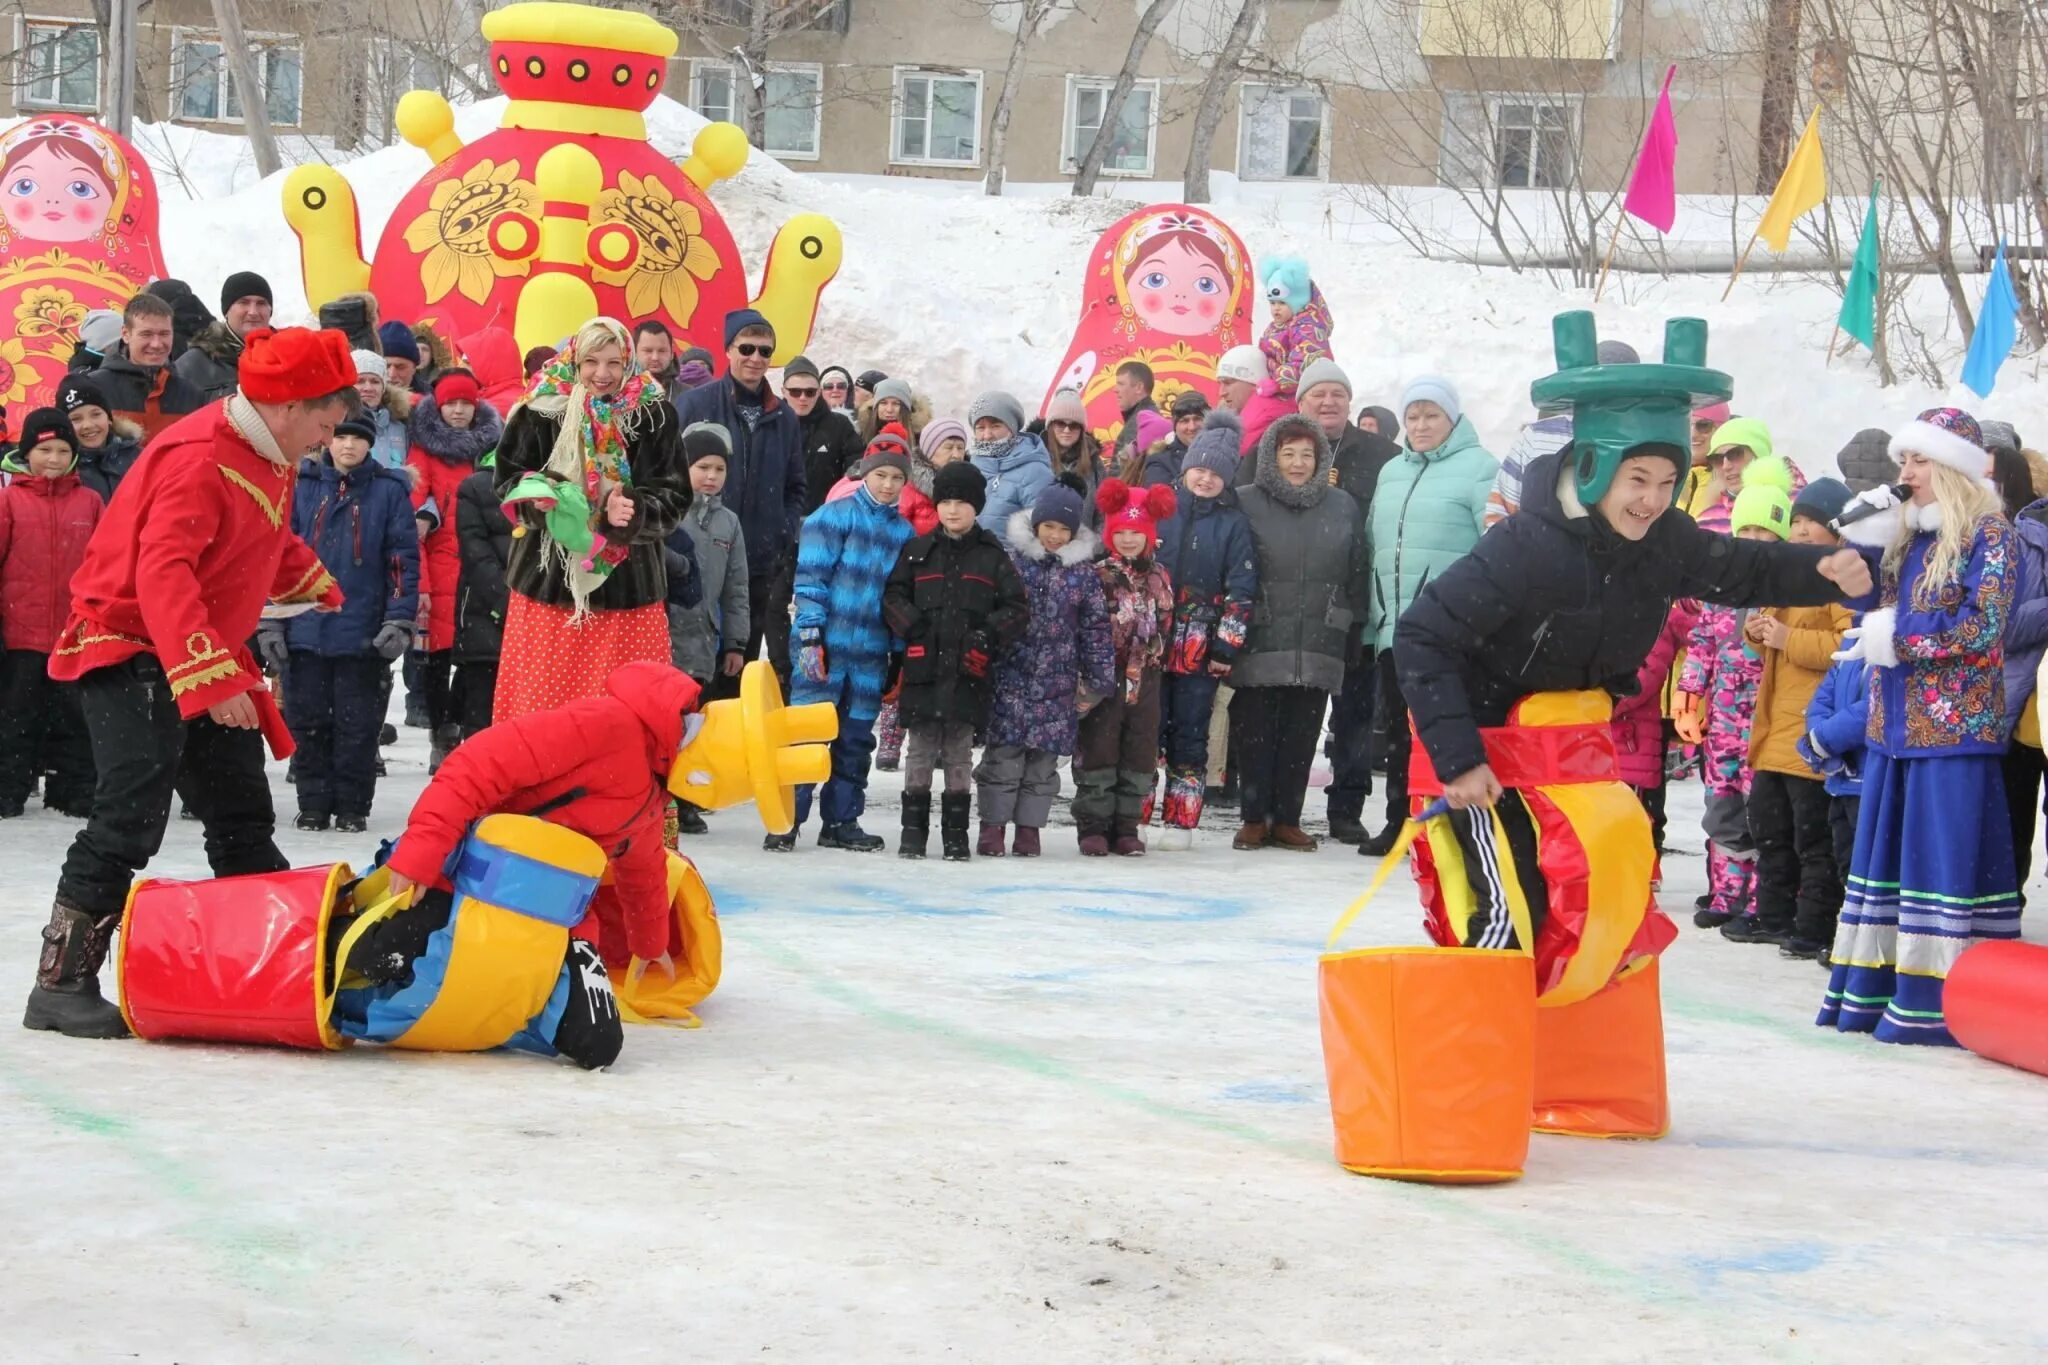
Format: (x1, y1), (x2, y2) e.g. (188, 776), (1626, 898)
(492, 317), (689, 721)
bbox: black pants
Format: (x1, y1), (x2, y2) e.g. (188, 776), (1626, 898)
(284, 652), (388, 819)
(1449, 790), (1549, 950)
(454, 660), (498, 739)
(57, 657), (286, 919)
(422, 649), (457, 733)
(1323, 655), (1376, 822)
(1747, 769), (1840, 938)
(725, 565), (792, 700)
(1635, 783), (1669, 853)
(1230, 684), (1327, 826)
(1829, 794), (1860, 917)
(1372, 650), (1411, 828)
(0, 648), (92, 809)
(2001, 743), (2046, 896)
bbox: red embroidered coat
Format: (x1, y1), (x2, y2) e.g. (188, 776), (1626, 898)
(48, 406), (342, 719)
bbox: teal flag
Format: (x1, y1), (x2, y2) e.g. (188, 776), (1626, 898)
(1838, 184), (1879, 349)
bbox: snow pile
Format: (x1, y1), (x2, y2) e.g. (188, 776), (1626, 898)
(95, 97), (2047, 477)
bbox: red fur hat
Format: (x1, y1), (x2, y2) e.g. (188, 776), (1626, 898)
(238, 327), (357, 404)
(1096, 477), (1178, 552)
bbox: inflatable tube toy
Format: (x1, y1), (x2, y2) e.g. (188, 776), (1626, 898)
(1947, 940), (2048, 1077)
(1042, 204), (1254, 443)
(0, 116), (170, 415)
(283, 1), (842, 360)
(611, 852), (723, 1026)
(667, 658), (835, 834)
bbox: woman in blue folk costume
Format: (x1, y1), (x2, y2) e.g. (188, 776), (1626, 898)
(1820, 408), (2022, 1044)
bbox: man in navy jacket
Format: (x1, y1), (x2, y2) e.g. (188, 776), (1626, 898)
(674, 308), (806, 692)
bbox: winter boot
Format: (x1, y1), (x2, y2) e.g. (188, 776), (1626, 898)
(1270, 824), (1319, 852)
(22, 899), (129, 1038)
(1012, 826), (1042, 857)
(1327, 814), (1366, 846)
(1231, 821), (1270, 851)
(1112, 818), (1146, 857)
(763, 831), (798, 852)
(429, 723), (461, 775)
(1358, 821), (1403, 857)
(1077, 811), (1112, 857)
(676, 801), (709, 836)
(294, 811), (331, 832)
(1139, 769), (1162, 826)
(899, 790), (932, 860)
(819, 821), (886, 852)
(335, 815), (369, 835)
(1158, 765), (1204, 851)
(940, 792), (973, 862)
(977, 822), (1008, 858)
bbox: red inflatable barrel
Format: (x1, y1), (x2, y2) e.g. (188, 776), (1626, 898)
(1946, 941), (2048, 1077)
(118, 864), (349, 1049)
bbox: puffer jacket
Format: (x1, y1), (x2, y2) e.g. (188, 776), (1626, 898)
(366, 390), (415, 473)
(1748, 600), (1853, 777)
(407, 394), (504, 653)
(1366, 415), (1497, 652)
(1800, 655), (1870, 797)
(1998, 499), (2048, 740)
(1257, 283), (1333, 395)
(799, 404), (864, 516)
(74, 418), (143, 503)
(1612, 599), (1697, 789)
(1095, 551), (1173, 676)
(665, 492), (748, 683)
(1154, 484), (1256, 675)
(386, 661), (699, 969)
(0, 471), (102, 652)
(460, 327), (525, 413)
(496, 396), (690, 614)
(972, 432), (1056, 534)
(1234, 420), (1368, 692)
(674, 376), (806, 574)
(788, 485), (915, 722)
(284, 456), (420, 657)
(883, 521), (1030, 728)
(453, 468), (511, 665)
(171, 320), (244, 403)
(988, 513), (1114, 754)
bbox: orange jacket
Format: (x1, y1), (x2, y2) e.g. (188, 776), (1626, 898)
(1747, 601), (1853, 777)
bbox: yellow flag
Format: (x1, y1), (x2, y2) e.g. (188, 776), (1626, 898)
(1756, 110), (1826, 252)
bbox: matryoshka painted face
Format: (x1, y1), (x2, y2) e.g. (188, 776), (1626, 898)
(3, 142), (113, 243)
(1128, 236), (1227, 338)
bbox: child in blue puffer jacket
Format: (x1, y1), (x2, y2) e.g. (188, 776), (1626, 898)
(1798, 652), (1868, 965)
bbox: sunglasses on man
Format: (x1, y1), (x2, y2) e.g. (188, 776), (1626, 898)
(785, 385), (819, 398)
(732, 342), (773, 358)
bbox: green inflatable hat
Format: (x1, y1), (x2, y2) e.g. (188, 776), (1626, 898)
(1529, 311), (1734, 506)
(500, 472), (595, 557)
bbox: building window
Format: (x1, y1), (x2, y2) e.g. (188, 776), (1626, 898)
(1239, 84), (1324, 181)
(689, 61), (822, 159)
(893, 68), (982, 167)
(1493, 99), (1575, 188)
(690, 60), (735, 126)
(19, 22), (100, 110)
(1064, 77), (1157, 175)
(367, 42), (446, 143)
(173, 35), (303, 128)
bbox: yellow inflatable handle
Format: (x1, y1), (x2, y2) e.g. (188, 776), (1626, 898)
(668, 661), (836, 833)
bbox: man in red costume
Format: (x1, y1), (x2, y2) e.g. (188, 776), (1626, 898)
(24, 326), (356, 1039)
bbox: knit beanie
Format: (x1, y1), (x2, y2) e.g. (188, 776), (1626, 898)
(432, 368), (481, 407)
(240, 327), (357, 403)
(1032, 474), (1087, 532)
(219, 270), (273, 313)
(1980, 419), (2021, 456)
(1299, 358), (1351, 396)
(378, 320), (421, 366)
(1595, 340), (1640, 366)
(1791, 476), (1854, 527)
(1170, 389), (1210, 420)
(873, 377), (913, 411)
(932, 460), (987, 513)
(14, 407), (77, 466)
(55, 374), (109, 417)
(522, 345), (558, 378)
(332, 415), (377, 444)
(1709, 416), (1774, 463)
(782, 354), (820, 382)
(1891, 406), (1990, 479)
(1360, 404), (1399, 441)
(861, 422), (913, 478)
(1730, 483), (1792, 540)
(675, 356), (715, 389)
(1096, 477), (1178, 553)
(1217, 345), (1264, 384)
(969, 390), (1024, 435)
(1182, 409), (1244, 480)
(352, 348), (388, 382)
(723, 307), (773, 348)
(856, 369), (887, 393)
(818, 364), (854, 393)
(1834, 427), (1896, 492)
(1399, 375), (1462, 425)
(920, 418), (968, 460)
(1261, 256), (1311, 312)
(1044, 388), (1088, 426)
(683, 421), (733, 466)
(1134, 409), (1172, 451)
(78, 309), (123, 358)
(1692, 400), (1732, 428)
(1744, 456), (1795, 494)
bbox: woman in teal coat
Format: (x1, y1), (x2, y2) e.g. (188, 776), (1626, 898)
(1359, 375), (1498, 854)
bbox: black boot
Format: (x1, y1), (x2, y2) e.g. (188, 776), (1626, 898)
(940, 792), (972, 862)
(819, 821), (885, 852)
(1327, 813), (1366, 846)
(676, 802), (709, 835)
(899, 790), (932, 860)
(1358, 820), (1402, 857)
(22, 899), (129, 1038)
(429, 724), (461, 775)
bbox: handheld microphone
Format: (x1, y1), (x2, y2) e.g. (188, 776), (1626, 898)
(1831, 483), (1909, 532)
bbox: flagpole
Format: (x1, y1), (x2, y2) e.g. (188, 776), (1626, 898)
(1593, 210), (1627, 303)
(1722, 226), (1761, 301)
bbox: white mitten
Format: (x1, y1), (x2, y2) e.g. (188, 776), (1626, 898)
(1857, 607), (1899, 668)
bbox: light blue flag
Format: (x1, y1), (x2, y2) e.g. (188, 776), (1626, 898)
(1961, 239), (2019, 398)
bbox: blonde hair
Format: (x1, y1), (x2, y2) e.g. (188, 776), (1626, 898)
(571, 316), (631, 362)
(1884, 461), (2004, 607)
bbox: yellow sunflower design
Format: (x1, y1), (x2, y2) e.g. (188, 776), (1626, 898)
(0, 336), (44, 408)
(13, 284), (87, 346)
(401, 158), (539, 306)
(591, 171), (722, 325)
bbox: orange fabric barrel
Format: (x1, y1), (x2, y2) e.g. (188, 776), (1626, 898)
(118, 864), (349, 1049)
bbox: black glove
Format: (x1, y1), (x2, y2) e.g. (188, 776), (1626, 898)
(256, 623), (290, 672)
(962, 631), (992, 680)
(373, 621), (414, 660)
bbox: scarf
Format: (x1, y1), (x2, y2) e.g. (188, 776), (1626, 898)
(509, 320), (665, 620)
(226, 393), (290, 469)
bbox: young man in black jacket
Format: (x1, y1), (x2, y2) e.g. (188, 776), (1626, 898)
(785, 354), (863, 514)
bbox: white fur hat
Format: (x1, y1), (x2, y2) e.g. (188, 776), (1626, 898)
(1889, 406), (1990, 479)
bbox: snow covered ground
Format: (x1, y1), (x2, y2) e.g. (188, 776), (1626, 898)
(3, 708), (2046, 1363)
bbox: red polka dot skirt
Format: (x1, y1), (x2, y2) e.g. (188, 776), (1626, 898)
(492, 591), (671, 723)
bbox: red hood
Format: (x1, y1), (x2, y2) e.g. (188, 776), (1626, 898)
(461, 327), (525, 409)
(603, 661), (700, 777)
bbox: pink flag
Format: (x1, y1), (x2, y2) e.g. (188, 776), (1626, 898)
(1621, 66), (1678, 233)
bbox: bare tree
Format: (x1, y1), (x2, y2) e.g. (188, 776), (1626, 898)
(210, 0), (280, 176)
(983, 0), (1065, 196)
(1071, 0), (1177, 196)
(1182, 0), (1263, 203)
(1754, 0), (1802, 190)
(655, 0), (844, 148)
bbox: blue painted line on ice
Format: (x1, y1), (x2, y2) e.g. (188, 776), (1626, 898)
(1215, 1079), (1317, 1105)
(1676, 1131), (2022, 1168)
(1684, 1241), (1829, 1288)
